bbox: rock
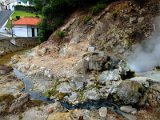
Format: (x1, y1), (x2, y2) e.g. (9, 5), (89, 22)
(82, 52), (107, 71)
(129, 17), (137, 23)
(9, 94), (29, 112)
(84, 88), (100, 100)
(151, 84), (160, 92)
(48, 111), (72, 120)
(88, 46), (95, 52)
(47, 102), (67, 113)
(11, 55), (21, 64)
(138, 17), (144, 23)
(30, 64), (36, 70)
(98, 69), (121, 84)
(44, 69), (54, 78)
(0, 101), (7, 113)
(0, 65), (13, 75)
(120, 106), (137, 114)
(36, 48), (47, 56)
(70, 34), (81, 43)
(56, 82), (72, 93)
(59, 47), (67, 57)
(130, 77), (150, 88)
(99, 107), (107, 117)
(47, 107), (53, 114)
(118, 60), (133, 79)
(113, 80), (145, 105)
(71, 77), (84, 90)
(68, 92), (78, 103)
(0, 51), (4, 56)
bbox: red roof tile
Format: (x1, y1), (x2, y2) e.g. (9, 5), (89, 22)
(13, 17), (41, 26)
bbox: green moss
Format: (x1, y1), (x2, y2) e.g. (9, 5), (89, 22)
(0, 94), (14, 102)
(44, 88), (57, 98)
(43, 80), (62, 98)
(54, 92), (69, 100)
(90, 3), (106, 15)
(83, 15), (92, 23)
(57, 30), (66, 38)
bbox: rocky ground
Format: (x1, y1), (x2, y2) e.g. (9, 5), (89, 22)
(0, 0), (160, 120)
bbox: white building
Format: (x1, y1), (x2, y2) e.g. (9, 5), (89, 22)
(5, 0), (31, 11)
(0, 0), (5, 10)
(12, 17), (41, 37)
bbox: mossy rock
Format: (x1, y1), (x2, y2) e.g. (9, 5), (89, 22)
(0, 94), (14, 103)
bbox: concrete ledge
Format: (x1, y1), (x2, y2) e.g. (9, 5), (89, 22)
(0, 37), (38, 56)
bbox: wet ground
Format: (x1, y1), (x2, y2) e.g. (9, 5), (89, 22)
(0, 48), (32, 65)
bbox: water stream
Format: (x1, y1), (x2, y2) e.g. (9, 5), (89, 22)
(13, 68), (134, 120)
(13, 68), (54, 103)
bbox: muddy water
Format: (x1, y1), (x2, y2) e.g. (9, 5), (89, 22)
(0, 48), (55, 103)
(13, 68), (54, 103)
(0, 48), (32, 65)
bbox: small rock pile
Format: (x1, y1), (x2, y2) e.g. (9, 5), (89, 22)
(46, 52), (134, 105)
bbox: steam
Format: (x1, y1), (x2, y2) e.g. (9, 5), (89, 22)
(128, 17), (160, 72)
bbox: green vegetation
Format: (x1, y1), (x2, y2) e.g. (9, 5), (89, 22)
(83, 15), (92, 23)
(6, 10), (42, 29)
(11, 10), (42, 19)
(30, 0), (107, 42)
(90, 3), (106, 15)
(57, 30), (65, 38)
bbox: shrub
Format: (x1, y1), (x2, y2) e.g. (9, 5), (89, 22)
(90, 3), (106, 15)
(15, 5), (35, 12)
(83, 15), (92, 23)
(16, 16), (20, 20)
(57, 30), (65, 38)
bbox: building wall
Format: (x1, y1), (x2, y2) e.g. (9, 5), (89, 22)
(0, 37), (38, 56)
(13, 25), (28, 37)
(27, 26), (38, 37)
(13, 25), (38, 37)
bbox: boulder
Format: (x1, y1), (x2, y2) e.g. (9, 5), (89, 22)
(99, 107), (107, 117)
(9, 94), (29, 112)
(120, 106), (137, 114)
(84, 88), (100, 100)
(82, 52), (107, 71)
(70, 77), (84, 90)
(98, 69), (121, 84)
(67, 92), (78, 103)
(113, 80), (145, 105)
(56, 82), (72, 93)
(0, 65), (13, 75)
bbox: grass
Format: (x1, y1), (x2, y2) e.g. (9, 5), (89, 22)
(6, 10), (42, 29)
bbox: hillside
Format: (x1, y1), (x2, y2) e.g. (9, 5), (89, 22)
(13, 0), (159, 78)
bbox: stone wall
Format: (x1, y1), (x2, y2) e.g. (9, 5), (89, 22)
(0, 37), (38, 55)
